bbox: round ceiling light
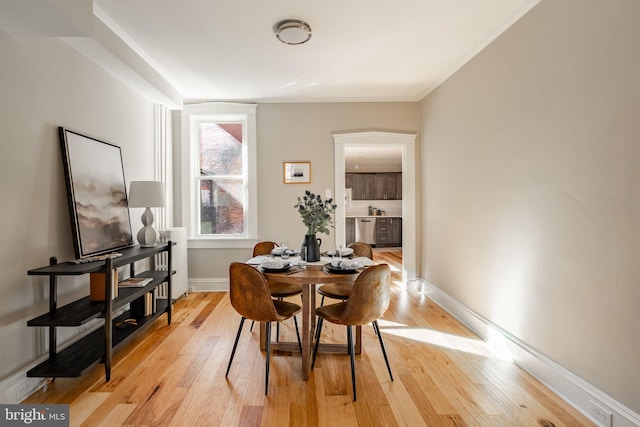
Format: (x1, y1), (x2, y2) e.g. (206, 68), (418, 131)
(273, 19), (312, 45)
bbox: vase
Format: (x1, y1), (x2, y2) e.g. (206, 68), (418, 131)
(302, 234), (322, 262)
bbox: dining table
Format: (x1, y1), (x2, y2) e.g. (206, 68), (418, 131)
(247, 255), (373, 380)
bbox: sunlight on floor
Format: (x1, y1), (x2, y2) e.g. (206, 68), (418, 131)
(377, 319), (513, 360)
(387, 263), (401, 272)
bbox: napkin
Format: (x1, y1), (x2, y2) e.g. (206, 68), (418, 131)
(261, 258), (288, 269)
(271, 248), (298, 256)
(352, 257), (375, 267)
(326, 248), (354, 257)
(330, 259), (363, 269)
(247, 255), (271, 265)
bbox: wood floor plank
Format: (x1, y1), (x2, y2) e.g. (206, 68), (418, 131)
(22, 249), (595, 427)
(68, 391), (109, 427)
(90, 403), (137, 427)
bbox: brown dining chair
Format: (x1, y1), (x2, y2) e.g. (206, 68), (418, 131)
(253, 241), (278, 257)
(250, 241), (303, 339)
(311, 263), (393, 401)
(225, 262), (302, 395)
(317, 242), (374, 306)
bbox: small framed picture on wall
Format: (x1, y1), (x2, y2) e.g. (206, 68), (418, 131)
(283, 161), (311, 184)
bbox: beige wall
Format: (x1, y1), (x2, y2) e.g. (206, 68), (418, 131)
(421, 0), (640, 413)
(0, 32), (156, 383)
(177, 102), (421, 279)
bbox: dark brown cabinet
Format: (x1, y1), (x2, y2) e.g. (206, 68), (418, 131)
(382, 173), (401, 200)
(347, 173), (375, 200)
(26, 242), (175, 381)
(346, 172), (401, 200)
(373, 174), (387, 200)
(376, 217), (402, 247)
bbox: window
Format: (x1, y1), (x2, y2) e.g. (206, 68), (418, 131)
(181, 103), (257, 248)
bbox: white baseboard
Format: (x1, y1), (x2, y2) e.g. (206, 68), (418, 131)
(188, 278), (228, 292)
(0, 374), (45, 404)
(0, 309), (126, 404)
(422, 280), (640, 427)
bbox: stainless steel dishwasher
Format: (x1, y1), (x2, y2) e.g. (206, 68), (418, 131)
(355, 217), (376, 245)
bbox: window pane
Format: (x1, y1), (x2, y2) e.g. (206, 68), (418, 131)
(200, 178), (244, 234)
(199, 123), (243, 176)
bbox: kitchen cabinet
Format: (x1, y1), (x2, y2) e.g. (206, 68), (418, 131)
(347, 173), (374, 200)
(346, 173), (401, 200)
(380, 173), (401, 200)
(376, 217), (402, 247)
(373, 174), (386, 200)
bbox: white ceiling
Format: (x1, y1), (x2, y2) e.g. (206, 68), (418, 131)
(87, 0), (539, 103)
(345, 146), (403, 171)
(1, 1), (540, 103)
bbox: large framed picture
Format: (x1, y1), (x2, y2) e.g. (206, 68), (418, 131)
(283, 161), (311, 184)
(58, 127), (134, 258)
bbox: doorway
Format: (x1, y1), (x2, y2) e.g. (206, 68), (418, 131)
(333, 131), (417, 288)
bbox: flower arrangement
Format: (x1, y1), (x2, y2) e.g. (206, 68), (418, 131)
(294, 190), (337, 236)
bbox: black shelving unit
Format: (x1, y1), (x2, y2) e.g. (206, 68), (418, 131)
(26, 242), (174, 381)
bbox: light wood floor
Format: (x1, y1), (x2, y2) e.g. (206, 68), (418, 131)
(24, 249), (594, 426)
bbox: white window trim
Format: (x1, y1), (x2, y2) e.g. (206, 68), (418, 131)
(181, 102), (258, 249)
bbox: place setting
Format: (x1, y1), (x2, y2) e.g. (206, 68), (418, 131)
(321, 246), (371, 274)
(258, 244), (308, 275)
(323, 258), (364, 274)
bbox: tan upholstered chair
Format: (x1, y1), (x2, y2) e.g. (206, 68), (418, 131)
(225, 262), (302, 395)
(317, 242), (374, 305)
(250, 242), (303, 338)
(252, 241), (303, 299)
(253, 241), (278, 257)
(311, 263), (393, 401)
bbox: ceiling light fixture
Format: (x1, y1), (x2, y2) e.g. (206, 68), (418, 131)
(273, 19), (312, 45)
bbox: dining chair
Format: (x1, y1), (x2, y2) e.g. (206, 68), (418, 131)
(250, 241), (304, 339)
(317, 242), (374, 306)
(253, 241), (278, 257)
(225, 262), (302, 395)
(311, 263), (393, 401)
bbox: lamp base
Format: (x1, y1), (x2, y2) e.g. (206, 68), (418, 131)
(137, 207), (158, 247)
(137, 226), (158, 247)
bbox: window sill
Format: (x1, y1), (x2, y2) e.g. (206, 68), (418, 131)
(187, 236), (258, 249)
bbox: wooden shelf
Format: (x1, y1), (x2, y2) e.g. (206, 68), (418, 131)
(27, 296), (102, 327)
(27, 300), (169, 378)
(26, 271), (174, 327)
(26, 242), (175, 381)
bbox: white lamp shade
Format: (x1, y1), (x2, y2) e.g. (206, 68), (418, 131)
(128, 181), (166, 208)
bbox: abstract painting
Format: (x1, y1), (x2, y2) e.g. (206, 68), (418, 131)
(59, 127), (134, 258)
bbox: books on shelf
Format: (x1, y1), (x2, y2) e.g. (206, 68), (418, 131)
(118, 277), (152, 288)
(90, 269), (118, 301)
(131, 292), (156, 318)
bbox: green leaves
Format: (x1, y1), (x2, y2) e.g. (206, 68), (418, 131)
(294, 190), (338, 236)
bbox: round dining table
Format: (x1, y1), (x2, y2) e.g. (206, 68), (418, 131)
(261, 263), (362, 380)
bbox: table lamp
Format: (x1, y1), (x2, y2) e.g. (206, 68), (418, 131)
(128, 181), (165, 247)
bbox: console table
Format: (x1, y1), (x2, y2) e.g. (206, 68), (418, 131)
(26, 242), (175, 381)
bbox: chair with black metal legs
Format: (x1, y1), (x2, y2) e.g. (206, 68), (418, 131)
(311, 263), (393, 401)
(317, 242), (374, 306)
(225, 262), (302, 395)
(249, 241), (303, 340)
